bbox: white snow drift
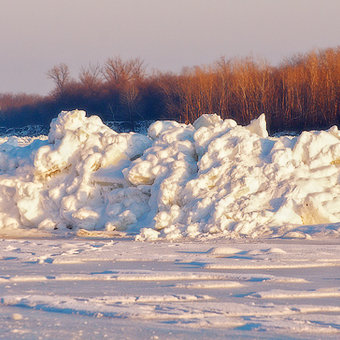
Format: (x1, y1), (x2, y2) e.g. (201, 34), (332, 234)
(0, 109), (339, 240)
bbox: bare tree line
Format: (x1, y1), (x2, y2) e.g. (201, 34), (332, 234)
(0, 48), (339, 132)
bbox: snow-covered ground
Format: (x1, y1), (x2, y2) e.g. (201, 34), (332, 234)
(1, 237), (340, 338)
(0, 110), (339, 338)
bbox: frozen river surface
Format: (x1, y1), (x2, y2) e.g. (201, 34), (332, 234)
(1, 236), (340, 339)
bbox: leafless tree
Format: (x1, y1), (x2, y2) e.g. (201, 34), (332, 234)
(103, 57), (145, 84)
(79, 63), (102, 91)
(47, 63), (71, 94)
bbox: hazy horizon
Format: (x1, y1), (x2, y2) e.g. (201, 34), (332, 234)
(1, 0), (339, 95)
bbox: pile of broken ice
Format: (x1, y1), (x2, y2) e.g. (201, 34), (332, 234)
(0, 110), (339, 240)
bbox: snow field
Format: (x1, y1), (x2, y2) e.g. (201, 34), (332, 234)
(0, 109), (339, 240)
(1, 239), (340, 338)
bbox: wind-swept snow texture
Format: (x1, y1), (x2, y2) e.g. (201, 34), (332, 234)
(0, 109), (339, 240)
(1, 239), (340, 338)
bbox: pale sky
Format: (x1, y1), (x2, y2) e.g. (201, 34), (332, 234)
(0, 0), (339, 95)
